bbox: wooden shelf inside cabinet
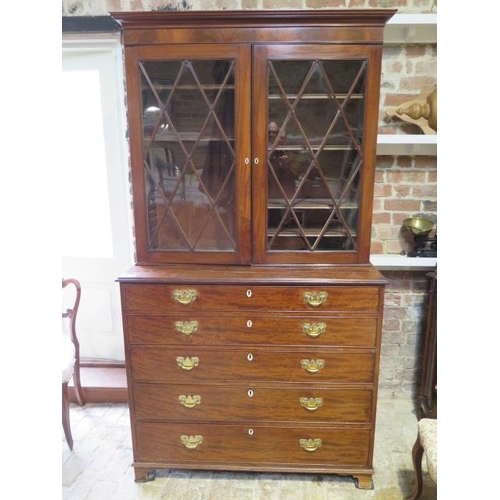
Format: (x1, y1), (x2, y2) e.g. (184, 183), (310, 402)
(384, 14), (437, 44)
(268, 199), (358, 210)
(269, 228), (356, 238)
(268, 93), (364, 100)
(376, 134), (437, 156)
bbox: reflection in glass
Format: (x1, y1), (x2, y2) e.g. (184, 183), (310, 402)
(139, 60), (236, 252)
(267, 58), (366, 252)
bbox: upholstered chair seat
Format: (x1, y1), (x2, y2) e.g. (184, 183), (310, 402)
(409, 417), (437, 499)
(418, 418), (437, 484)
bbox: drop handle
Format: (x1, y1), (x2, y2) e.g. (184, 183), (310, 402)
(299, 438), (322, 452)
(173, 289), (197, 305)
(300, 397), (324, 411)
(301, 322), (327, 338)
(300, 359), (325, 373)
(175, 321), (199, 336)
(178, 395), (201, 408)
(303, 291), (328, 307)
(176, 356), (199, 371)
(180, 435), (203, 449)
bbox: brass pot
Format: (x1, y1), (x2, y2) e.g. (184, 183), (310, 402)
(403, 217), (434, 236)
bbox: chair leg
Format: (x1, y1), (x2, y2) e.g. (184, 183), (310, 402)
(72, 362), (86, 407)
(62, 382), (74, 450)
(408, 433), (424, 500)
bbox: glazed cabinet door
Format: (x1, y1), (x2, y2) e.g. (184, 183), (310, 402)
(252, 45), (382, 265)
(124, 44), (252, 265)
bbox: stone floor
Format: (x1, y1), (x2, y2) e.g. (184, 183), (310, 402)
(62, 396), (436, 500)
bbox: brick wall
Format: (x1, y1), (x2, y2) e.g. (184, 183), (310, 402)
(63, 0), (437, 15)
(62, 0), (438, 398)
(379, 270), (431, 397)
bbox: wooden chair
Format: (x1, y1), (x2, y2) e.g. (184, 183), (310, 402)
(409, 418), (437, 499)
(62, 278), (86, 450)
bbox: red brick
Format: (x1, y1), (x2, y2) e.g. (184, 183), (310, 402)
(377, 225), (399, 239)
(374, 183), (393, 197)
(106, 0), (122, 10)
(384, 306), (408, 320)
(383, 93), (421, 107)
(384, 199), (421, 211)
(394, 185), (411, 197)
(376, 156), (396, 169)
(395, 156), (414, 168)
(370, 240), (384, 254)
(382, 318), (402, 332)
(387, 240), (404, 253)
(405, 45), (427, 58)
(369, 0), (408, 7)
(382, 46), (404, 59)
(264, 0), (303, 7)
(400, 76), (437, 91)
(415, 61), (437, 75)
(386, 171), (426, 183)
(372, 198), (384, 211)
(415, 157), (437, 169)
(413, 184), (437, 198)
(392, 213), (414, 226)
(305, 0), (347, 7)
(347, 0), (366, 7)
(372, 212), (391, 224)
(384, 293), (403, 307)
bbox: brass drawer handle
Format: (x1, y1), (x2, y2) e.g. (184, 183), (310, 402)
(175, 321), (199, 336)
(176, 356), (199, 371)
(178, 395), (201, 408)
(173, 289), (197, 305)
(180, 435), (203, 449)
(300, 397), (324, 411)
(302, 322), (327, 338)
(299, 438), (322, 452)
(303, 291), (328, 307)
(301, 359), (325, 373)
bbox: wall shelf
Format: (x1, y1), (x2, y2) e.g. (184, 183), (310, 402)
(370, 254), (437, 271)
(376, 134), (437, 156)
(384, 14), (437, 44)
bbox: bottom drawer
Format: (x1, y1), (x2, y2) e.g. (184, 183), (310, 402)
(134, 422), (371, 467)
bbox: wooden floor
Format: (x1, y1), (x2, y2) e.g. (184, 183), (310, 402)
(68, 365), (128, 404)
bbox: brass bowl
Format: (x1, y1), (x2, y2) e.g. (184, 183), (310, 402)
(403, 217), (434, 236)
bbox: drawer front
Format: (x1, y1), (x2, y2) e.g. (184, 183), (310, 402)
(135, 422), (371, 467)
(129, 347), (375, 383)
(122, 284), (380, 313)
(125, 314), (378, 347)
(133, 382), (373, 423)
